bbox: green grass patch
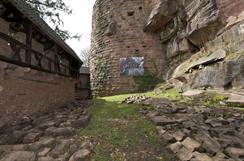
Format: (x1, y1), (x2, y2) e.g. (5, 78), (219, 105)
(78, 96), (176, 161)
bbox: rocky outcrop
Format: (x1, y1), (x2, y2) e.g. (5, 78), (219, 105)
(171, 21), (244, 90)
(144, 0), (244, 81)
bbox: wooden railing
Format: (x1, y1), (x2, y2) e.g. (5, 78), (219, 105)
(0, 32), (79, 78)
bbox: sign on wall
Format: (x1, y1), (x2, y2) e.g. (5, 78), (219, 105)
(120, 57), (144, 76)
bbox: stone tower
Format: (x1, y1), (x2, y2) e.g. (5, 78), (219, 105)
(90, 0), (166, 96)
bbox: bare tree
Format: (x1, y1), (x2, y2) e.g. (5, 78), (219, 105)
(25, 0), (81, 40)
(80, 47), (91, 67)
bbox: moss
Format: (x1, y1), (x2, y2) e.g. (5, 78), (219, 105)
(133, 70), (160, 92)
(78, 96), (176, 161)
(188, 91), (228, 107)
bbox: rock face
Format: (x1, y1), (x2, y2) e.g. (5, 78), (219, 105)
(91, 0), (244, 96)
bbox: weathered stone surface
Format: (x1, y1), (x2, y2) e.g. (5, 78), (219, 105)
(69, 149), (91, 161)
(182, 137), (201, 152)
(136, 96), (244, 161)
(213, 152), (235, 161)
(172, 131), (185, 141)
(23, 132), (42, 143)
(38, 156), (55, 161)
(177, 146), (193, 161)
(0, 101), (92, 161)
(173, 49), (226, 78)
(38, 148), (52, 157)
(45, 127), (74, 136)
(144, 0), (178, 32)
(169, 142), (182, 154)
(151, 116), (183, 126)
(194, 131), (221, 154)
(225, 147), (244, 160)
(71, 115), (90, 128)
(191, 152), (213, 161)
(0, 151), (36, 161)
(50, 139), (71, 158)
(182, 89), (204, 97)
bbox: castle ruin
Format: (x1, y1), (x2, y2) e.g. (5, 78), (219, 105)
(90, 0), (244, 96)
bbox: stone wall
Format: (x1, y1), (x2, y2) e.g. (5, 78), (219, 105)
(0, 61), (76, 128)
(90, 0), (166, 96)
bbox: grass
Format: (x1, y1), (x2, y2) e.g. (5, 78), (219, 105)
(78, 95), (176, 161)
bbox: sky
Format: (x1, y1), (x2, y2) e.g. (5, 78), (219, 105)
(60, 0), (96, 57)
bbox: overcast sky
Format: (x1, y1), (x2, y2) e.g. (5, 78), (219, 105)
(61, 0), (96, 57)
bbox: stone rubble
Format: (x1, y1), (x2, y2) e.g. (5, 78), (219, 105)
(124, 96), (244, 161)
(122, 95), (149, 104)
(0, 101), (93, 161)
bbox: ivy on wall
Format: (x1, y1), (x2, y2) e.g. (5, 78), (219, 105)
(92, 55), (110, 92)
(133, 69), (160, 92)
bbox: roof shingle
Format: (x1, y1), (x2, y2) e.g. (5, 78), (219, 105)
(5, 0), (82, 63)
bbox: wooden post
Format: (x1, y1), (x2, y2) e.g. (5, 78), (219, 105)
(54, 45), (59, 73)
(25, 23), (32, 64)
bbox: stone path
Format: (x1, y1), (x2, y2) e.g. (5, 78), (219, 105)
(124, 96), (244, 161)
(0, 101), (93, 161)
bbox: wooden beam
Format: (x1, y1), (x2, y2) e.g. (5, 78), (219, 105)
(54, 45), (60, 72)
(25, 23), (32, 64)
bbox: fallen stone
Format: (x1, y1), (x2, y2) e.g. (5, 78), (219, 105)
(29, 137), (55, 151)
(191, 152), (213, 161)
(50, 139), (70, 158)
(169, 142), (182, 154)
(23, 132), (42, 143)
(38, 147), (52, 156)
(160, 132), (177, 143)
(225, 147), (244, 160)
(151, 116), (182, 126)
(38, 121), (56, 130)
(146, 111), (159, 118)
(194, 131), (221, 154)
(213, 152), (235, 161)
(156, 126), (166, 136)
(172, 131), (185, 141)
(206, 120), (222, 127)
(38, 156), (55, 161)
(177, 146), (193, 161)
(182, 137), (201, 152)
(69, 149), (91, 161)
(71, 115), (90, 128)
(182, 89), (204, 97)
(45, 127), (74, 136)
(0, 85), (3, 92)
(0, 144), (28, 152)
(0, 151), (36, 161)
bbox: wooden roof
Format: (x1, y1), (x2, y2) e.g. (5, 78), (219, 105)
(4, 0), (82, 64)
